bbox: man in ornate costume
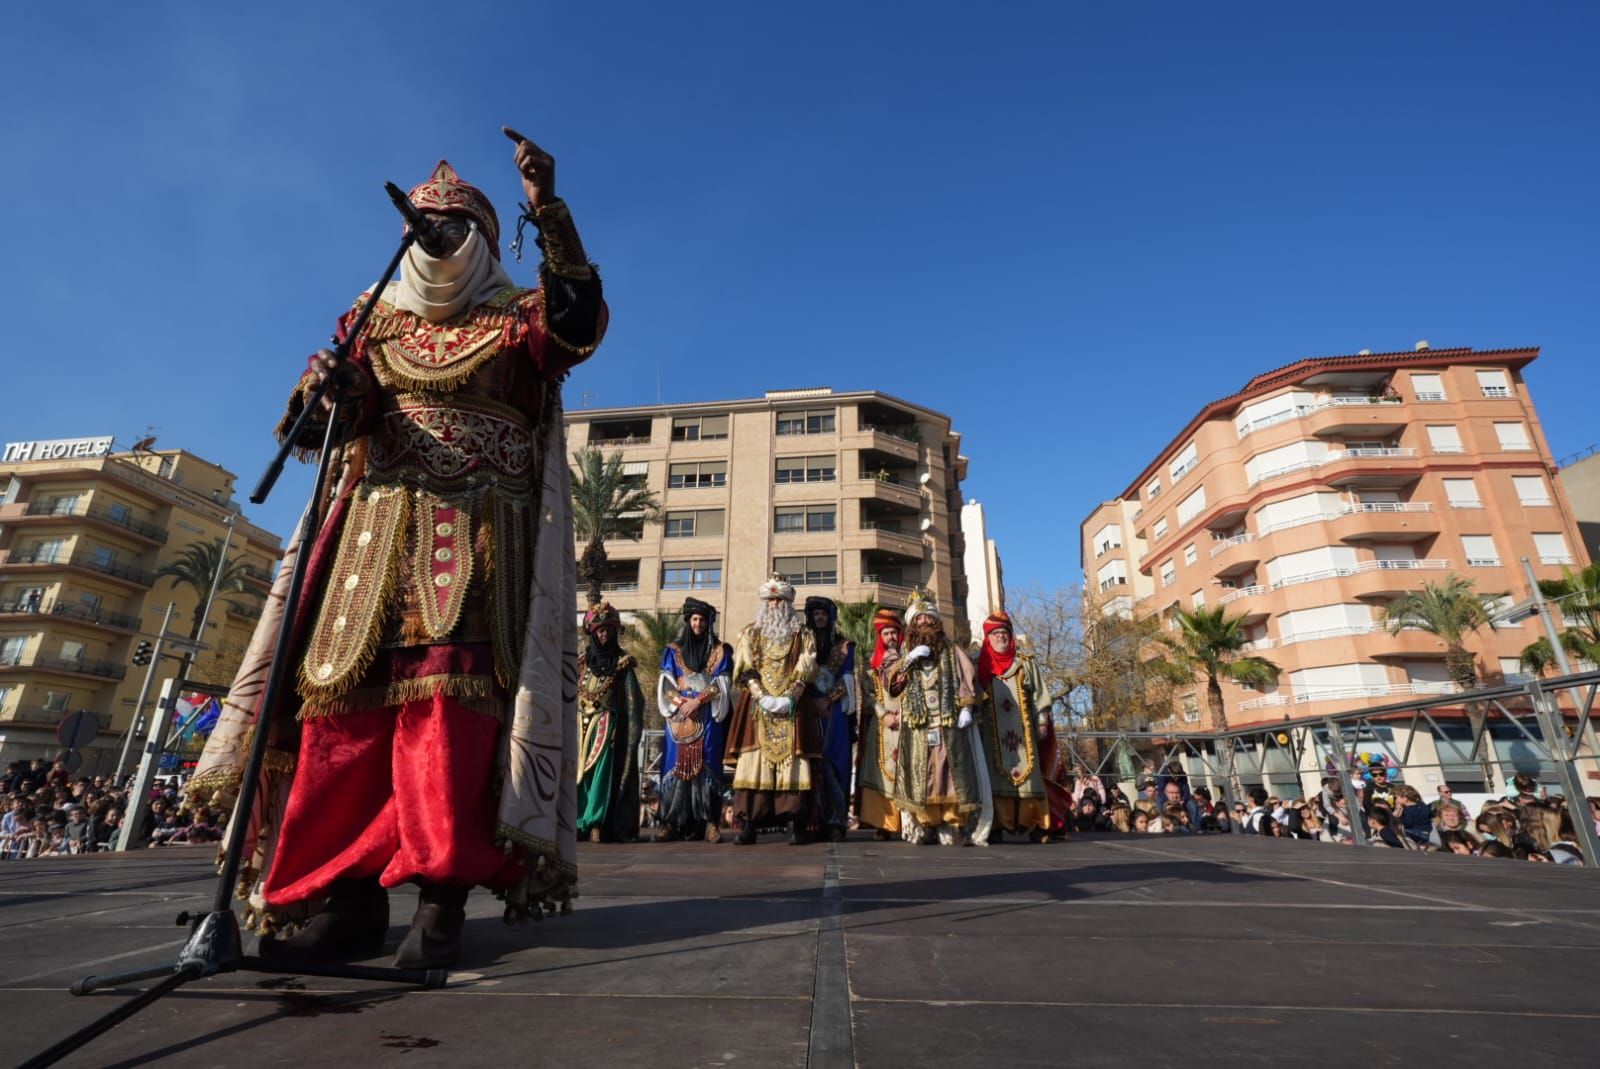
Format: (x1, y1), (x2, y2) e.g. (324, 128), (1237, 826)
(885, 590), (988, 846)
(722, 577), (819, 845)
(804, 596), (856, 842)
(186, 128), (603, 969)
(655, 597), (733, 843)
(975, 612), (1057, 843)
(856, 608), (905, 841)
(576, 603), (643, 843)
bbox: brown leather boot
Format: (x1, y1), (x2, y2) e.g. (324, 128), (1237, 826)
(393, 882), (469, 970)
(258, 877), (388, 962)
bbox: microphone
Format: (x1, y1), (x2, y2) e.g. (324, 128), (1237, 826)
(384, 181), (445, 256)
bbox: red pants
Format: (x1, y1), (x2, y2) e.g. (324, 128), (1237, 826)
(263, 649), (522, 907)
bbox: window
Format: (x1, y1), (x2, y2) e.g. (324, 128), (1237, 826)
(1476, 370), (1511, 398)
(91, 546), (118, 570)
(1426, 424), (1464, 454)
(1152, 517), (1169, 540)
(1096, 559), (1127, 592)
(775, 455), (836, 483)
(670, 414), (730, 441)
(775, 506), (835, 533)
(663, 509), (725, 539)
(78, 592), (102, 614)
(1442, 478), (1482, 509)
(772, 555), (838, 586)
(667, 461), (727, 489)
(43, 690), (70, 712)
(1169, 441), (1200, 482)
(1512, 476), (1550, 507)
(1493, 422), (1532, 451)
(0, 685), (10, 713)
(45, 494), (80, 516)
(1145, 478), (1162, 500)
(1183, 543), (1198, 566)
(1191, 590), (1206, 609)
(0, 636), (26, 665)
(1411, 373), (1446, 402)
(1181, 694), (1200, 722)
(1533, 533), (1573, 565)
(776, 409), (836, 436)
(1499, 657), (1531, 684)
(31, 538), (65, 564)
(1245, 440), (1330, 485)
(60, 639), (86, 664)
(661, 559), (722, 590)
(1461, 535), (1500, 567)
(620, 460), (649, 488)
(1176, 486), (1207, 526)
(157, 456), (175, 479)
(1161, 562), (1176, 587)
(105, 501), (132, 524)
(1093, 522), (1122, 557)
(1482, 596), (1523, 629)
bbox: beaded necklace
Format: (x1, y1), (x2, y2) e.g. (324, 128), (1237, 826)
(900, 646), (957, 730)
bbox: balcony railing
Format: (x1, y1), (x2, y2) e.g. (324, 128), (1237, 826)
(1414, 391), (1446, 402)
(1279, 623), (1380, 646)
(1217, 584), (1266, 605)
(860, 575), (915, 596)
(238, 565), (275, 585)
(1248, 448), (1418, 487)
(587, 435), (651, 447)
(3, 706), (112, 729)
(1239, 680), (1461, 712)
(1519, 497), (1553, 507)
(0, 653), (127, 680)
(24, 500), (169, 543)
(1208, 533), (1254, 557)
(2, 549), (155, 586)
(1269, 558), (1452, 591)
(859, 423), (920, 445)
(1256, 501), (1433, 537)
(1236, 394), (1404, 439)
(1481, 386), (1512, 398)
(599, 580), (641, 592)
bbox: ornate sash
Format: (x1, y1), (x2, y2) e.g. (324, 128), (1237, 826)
(987, 667), (1038, 787)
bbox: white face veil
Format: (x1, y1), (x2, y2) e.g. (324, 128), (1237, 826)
(385, 222), (514, 323)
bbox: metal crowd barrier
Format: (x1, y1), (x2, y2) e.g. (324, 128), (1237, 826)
(1055, 668), (1600, 866)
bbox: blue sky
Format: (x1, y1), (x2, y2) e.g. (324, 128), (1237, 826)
(3, 3), (1595, 590)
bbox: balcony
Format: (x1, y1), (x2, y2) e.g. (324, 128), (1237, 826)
(854, 575), (916, 607)
(848, 521), (925, 559)
(0, 653), (127, 682)
(1270, 557), (1452, 595)
(857, 425), (921, 461)
(16, 499), (169, 544)
(2, 706), (112, 729)
(225, 600), (264, 623)
(1, 548), (155, 588)
(0, 599), (142, 633)
(1331, 501), (1439, 542)
(1217, 584), (1266, 606)
(854, 473), (922, 511)
(1236, 394), (1404, 440)
(1238, 680), (1461, 712)
(238, 565), (275, 588)
(1248, 447), (1419, 488)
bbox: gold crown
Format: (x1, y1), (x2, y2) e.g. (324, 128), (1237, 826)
(903, 586), (938, 622)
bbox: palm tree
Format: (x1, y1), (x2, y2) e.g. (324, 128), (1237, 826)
(834, 598), (880, 706)
(1380, 575), (1492, 689)
(1152, 606), (1281, 735)
(1519, 563), (1600, 675)
(154, 539), (264, 647)
(570, 448), (662, 606)
(623, 609), (681, 677)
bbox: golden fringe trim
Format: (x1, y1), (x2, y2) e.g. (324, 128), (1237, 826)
(297, 673), (502, 719)
(493, 822), (580, 923)
(536, 284), (604, 358)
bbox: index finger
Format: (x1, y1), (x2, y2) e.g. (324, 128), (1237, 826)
(502, 125), (531, 146)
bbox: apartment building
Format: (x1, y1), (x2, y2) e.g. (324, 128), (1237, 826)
(0, 436), (285, 770)
(564, 388), (973, 640)
(959, 499), (1005, 641)
(1556, 446), (1600, 564)
(1080, 345), (1589, 729)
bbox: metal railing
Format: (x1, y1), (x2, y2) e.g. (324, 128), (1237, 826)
(1209, 532), (1254, 556)
(23, 500), (169, 543)
(1238, 681), (1460, 711)
(1056, 666), (1600, 864)
(1235, 394), (1404, 438)
(0, 653), (127, 680)
(1, 549), (155, 586)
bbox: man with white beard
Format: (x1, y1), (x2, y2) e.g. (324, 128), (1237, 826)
(885, 589), (987, 846)
(722, 577), (820, 845)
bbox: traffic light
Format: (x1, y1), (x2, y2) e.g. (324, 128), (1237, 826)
(132, 640), (154, 667)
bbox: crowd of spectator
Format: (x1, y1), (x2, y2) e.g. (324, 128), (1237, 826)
(1071, 762), (1596, 865)
(0, 758), (222, 860)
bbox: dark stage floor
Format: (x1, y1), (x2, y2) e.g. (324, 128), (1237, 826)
(2, 833), (1596, 1068)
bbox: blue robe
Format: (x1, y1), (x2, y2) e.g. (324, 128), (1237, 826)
(657, 642), (732, 836)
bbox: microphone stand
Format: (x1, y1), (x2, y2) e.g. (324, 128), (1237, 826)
(22, 191), (446, 1069)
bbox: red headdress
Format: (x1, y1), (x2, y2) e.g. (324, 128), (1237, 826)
(977, 611), (1016, 687)
(869, 608), (904, 671)
(582, 601), (621, 635)
(408, 160), (502, 254)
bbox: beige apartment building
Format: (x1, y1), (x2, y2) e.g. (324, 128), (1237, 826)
(0, 436), (284, 771)
(564, 388), (972, 640)
(1081, 345), (1590, 730)
(1556, 446), (1600, 564)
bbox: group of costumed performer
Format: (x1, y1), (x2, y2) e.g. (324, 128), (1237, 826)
(654, 597), (733, 842)
(184, 129), (603, 970)
(576, 602), (644, 843)
(856, 608), (906, 839)
(975, 611), (1073, 842)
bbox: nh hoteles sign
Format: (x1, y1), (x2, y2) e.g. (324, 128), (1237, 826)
(2, 436), (115, 463)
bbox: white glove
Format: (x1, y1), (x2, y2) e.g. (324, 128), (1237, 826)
(759, 695), (793, 715)
(759, 695), (783, 714)
(905, 644), (932, 663)
(814, 668), (835, 693)
(957, 708), (973, 730)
